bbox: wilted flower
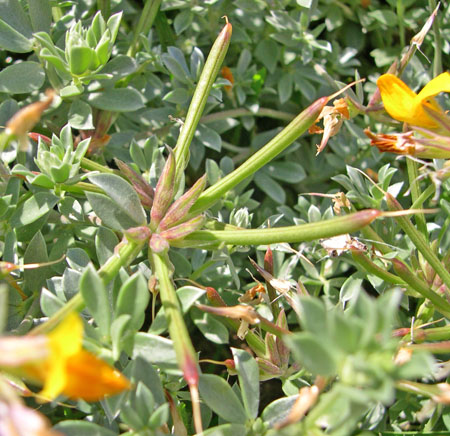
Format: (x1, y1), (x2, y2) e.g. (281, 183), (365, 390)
(377, 72), (450, 129)
(365, 128), (450, 159)
(0, 313), (130, 401)
(309, 98), (350, 154)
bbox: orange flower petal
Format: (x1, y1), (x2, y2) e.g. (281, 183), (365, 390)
(62, 350), (130, 401)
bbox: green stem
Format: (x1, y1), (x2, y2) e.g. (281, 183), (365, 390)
(359, 225), (392, 255)
(428, 0), (442, 76)
(411, 183), (435, 209)
(30, 240), (145, 335)
(191, 97), (328, 215)
(127, 0), (162, 57)
(60, 182), (104, 195)
(351, 250), (406, 286)
(406, 157), (427, 239)
(400, 324), (450, 342)
(151, 250), (198, 383)
(387, 194), (450, 291)
(201, 108), (295, 124)
(81, 157), (115, 173)
(174, 21), (232, 180)
(396, 0), (405, 48)
(174, 210), (380, 247)
(392, 259), (450, 318)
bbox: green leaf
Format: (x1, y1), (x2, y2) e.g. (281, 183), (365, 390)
(68, 100), (94, 129)
(198, 374), (247, 424)
(200, 424), (247, 436)
(278, 72), (293, 104)
(232, 348), (260, 420)
(254, 172), (285, 204)
(163, 87), (190, 105)
(0, 62), (45, 94)
(88, 88), (145, 112)
(174, 9), (192, 35)
(190, 309), (229, 344)
(129, 357), (166, 406)
(40, 288), (65, 316)
(148, 403), (170, 429)
(10, 192), (59, 228)
(368, 9), (398, 27)
(115, 273), (150, 331)
(111, 314), (131, 360)
(340, 276), (363, 307)
(132, 333), (179, 372)
(0, 20), (31, 52)
(297, 296), (327, 334)
(255, 39), (279, 74)
(23, 231), (49, 294)
(100, 55), (137, 81)
(162, 50), (191, 84)
(0, 0), (32, 37)
(60, 84), (84, 98)
(195, 124), (222, 152)
(54, 421), (117, 436)
(68, 45), (94, 75)
(0, 99), (19, 127)
(27, 0), (52, 33)
(150, 286), (205, 334)
(80, 264), (111, 338)
(95, 226), (119, 265)
(262, 395), (299, 427)
(263, 161), (306, 184)
(88, 173), (146, 226)
(286, 332), (338, 376)
(86, 192), (142, 231)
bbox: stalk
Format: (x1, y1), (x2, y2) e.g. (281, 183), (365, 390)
(351, 250), (406, 286)
(190, 96), (328, 215)
(392, 259), (450, 318)
(406, 158), (427, 239)
(30, 240), (145, 335)
(150, 251), (202, 434)
(174, 210), (381, 247)
(81, 157), (115, 173)
(173, 20), (232, 180)
(387, 194), (450, 291)
(127, 0), (162, 57)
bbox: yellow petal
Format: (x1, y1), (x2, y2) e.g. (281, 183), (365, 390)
(40, 313), (83, 400)
(378, 73), (448, 128)
(377, 74), (417, 124)
(62, 350), (131, 401)
(417, 72), (450, 101)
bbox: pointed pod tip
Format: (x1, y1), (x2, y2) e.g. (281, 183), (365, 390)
(220, 16), (232, 38)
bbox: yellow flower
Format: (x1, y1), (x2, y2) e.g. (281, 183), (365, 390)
(7, 313), (130, 401)
(377, 72), (450, 129)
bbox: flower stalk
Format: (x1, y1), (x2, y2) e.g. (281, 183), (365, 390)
(386, 194), (450, 291)
(150, 250), (202, 434)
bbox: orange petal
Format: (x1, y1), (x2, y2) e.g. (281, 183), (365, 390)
(62, 350), (130, 401)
